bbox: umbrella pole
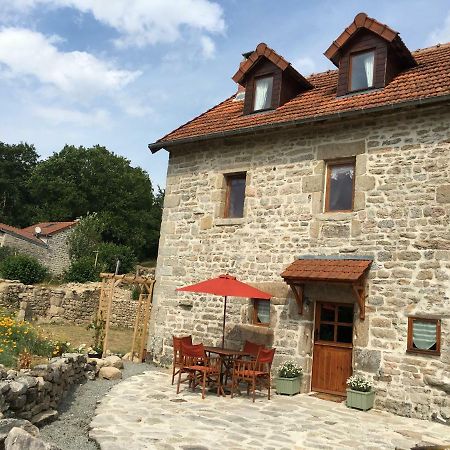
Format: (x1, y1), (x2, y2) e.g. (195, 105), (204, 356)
(222, 296), (227, 348)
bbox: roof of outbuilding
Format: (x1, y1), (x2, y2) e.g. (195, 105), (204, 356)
(149, 43), (450, 152)
(22, 221), (77, 236)
(0, 223), (44, 245)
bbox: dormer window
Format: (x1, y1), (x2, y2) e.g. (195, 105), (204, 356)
(324, 13), (417, 97)
(253, 76), (273, 111)
(349, 50), (375, 91)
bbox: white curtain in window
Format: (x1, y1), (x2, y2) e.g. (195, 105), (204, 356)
(254, 77), (272, 111)
(363, 53), (374, 87)
(413, 321), (436, 350)
(257, 301), (270, 323)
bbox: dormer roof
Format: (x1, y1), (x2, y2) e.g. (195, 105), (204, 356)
(232, 42), (313, 89)
(324, 12), (416, 68)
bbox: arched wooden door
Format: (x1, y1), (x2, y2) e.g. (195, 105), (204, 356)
(312, 302), (354, 395)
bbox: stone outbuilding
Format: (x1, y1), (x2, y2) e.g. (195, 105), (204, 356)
(0, 221), (77, 275)
(147, 13), (450, 422)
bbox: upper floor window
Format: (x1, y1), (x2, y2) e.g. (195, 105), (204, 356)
(407, 317), (441, 356)
(252, 299), (270, 326)
(325, 160), (355, 212)
(349, 50), (375, 91)
(253, 76), (273, 111)
(225, 173), (246, 218)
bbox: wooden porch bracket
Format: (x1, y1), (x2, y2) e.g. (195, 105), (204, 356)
(352, 282), (365, 320)
(288, 283), (304, 315)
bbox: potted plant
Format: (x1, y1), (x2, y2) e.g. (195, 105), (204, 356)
(346, 374), (375, 411)
(275, 360), (303, 396)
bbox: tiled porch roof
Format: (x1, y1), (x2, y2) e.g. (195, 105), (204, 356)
(281, 258), (372, 283)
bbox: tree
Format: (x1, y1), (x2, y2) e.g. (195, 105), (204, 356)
(0, 142), (39, 226)
(28, 145), (162, 258)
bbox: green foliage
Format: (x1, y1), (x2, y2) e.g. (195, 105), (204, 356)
(0, 246), (13, 263)
(0, 310), (54, 368)
(87, 317), (105, 354)
(278, 360), (303, 378)
(27, 145), (162, 258)
(67, 213), (103, 260)
(0, 254), (48, 284)
(0, 142), (39, 227)
(97, 242), (136, 274)
(64, 257), (99, 283)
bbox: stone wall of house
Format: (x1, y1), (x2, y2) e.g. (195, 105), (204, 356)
(0, 280), (139, 328)
(0, 354), (93, 424)
(44, 229), (73, 275)
(1, 234), (48, 264)
(149, 103), (450, 422)
(1, 227), (74, 276)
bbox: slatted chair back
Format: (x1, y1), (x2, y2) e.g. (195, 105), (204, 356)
(255, 347), (276, 372)
(171, 335), (192, 384)
(242, 340), (263, 358)
(181, 342), (206, 366)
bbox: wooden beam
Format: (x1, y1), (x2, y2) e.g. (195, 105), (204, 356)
(288, 283), (304, 315)
(352, 282), (365, 320)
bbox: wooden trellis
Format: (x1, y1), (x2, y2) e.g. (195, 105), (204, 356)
(97, 273), (155, 361)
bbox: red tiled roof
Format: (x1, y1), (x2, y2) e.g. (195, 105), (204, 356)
(281, 258), (372, 283)
(232, 42), (313, 89)
(22, 221), (77, 236)
(0, 223), (43, 244)
(324, 12), (415, 67)
(150, 43), (450, 152)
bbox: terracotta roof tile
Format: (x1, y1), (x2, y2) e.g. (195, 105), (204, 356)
(22, 221), (77, 236)
(281, 259), (372, 283)
(150, 44), (450, 152)
(0, 223), (43, 244)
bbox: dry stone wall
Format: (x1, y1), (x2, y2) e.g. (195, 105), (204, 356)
(0, 280), (138, 328)
(150, 103), (450, 422)
(0, 354), (92, 424)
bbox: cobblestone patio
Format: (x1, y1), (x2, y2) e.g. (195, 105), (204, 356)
(89, 369), (450, 450)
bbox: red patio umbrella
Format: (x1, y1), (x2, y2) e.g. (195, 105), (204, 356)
(177, 274), (272, 348)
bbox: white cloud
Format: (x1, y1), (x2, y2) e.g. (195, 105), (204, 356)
(427, 11), (450, 45)
(292, 56), (316, 76)
(0, 28), (140, 95)
(0, 0), (225, 48)
(200, 35), (216, 59)
(32, 105), (111, 127)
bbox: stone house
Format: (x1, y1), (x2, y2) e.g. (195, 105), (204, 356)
(147, 13), (450, 421)
(0, 221), (77, 275)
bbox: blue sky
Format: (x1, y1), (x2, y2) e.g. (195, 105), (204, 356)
(0, 1), (449, 190)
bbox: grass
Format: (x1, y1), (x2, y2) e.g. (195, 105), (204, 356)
(39, 323), (134, 355)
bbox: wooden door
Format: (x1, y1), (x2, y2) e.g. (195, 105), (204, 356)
(312, 302), (354, 395)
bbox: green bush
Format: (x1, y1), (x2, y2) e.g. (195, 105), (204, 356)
(0, 247), (13, 263)
(64, 257), (99, 283)
(97, 242), (136, 274)
(0, 254), (48, 284)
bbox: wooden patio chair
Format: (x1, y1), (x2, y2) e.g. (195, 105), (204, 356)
(171, 335), (192, 385)
(242, 340), (264, 359)
(231, 347), (276, 402)
(176, 342), (221, 399)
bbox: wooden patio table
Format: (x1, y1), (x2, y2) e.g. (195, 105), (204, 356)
(204, 346), (250, 396)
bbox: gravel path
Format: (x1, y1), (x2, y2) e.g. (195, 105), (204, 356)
(40, 362), (155, 450)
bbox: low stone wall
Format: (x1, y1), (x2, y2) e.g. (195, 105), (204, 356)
(0, 354), (93, 424)
(0, 280), (138, 328)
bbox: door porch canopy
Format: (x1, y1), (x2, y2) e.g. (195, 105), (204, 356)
(281, 256), (373, 320)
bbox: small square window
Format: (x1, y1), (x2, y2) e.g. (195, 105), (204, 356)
(349, 50), (375, 91)
(253, 76), (273, 111)
(325, 160), (355, 212)
(252, 299), (270, 326)
(407, 317), (441, 355)
(224, 173), (246, 218)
